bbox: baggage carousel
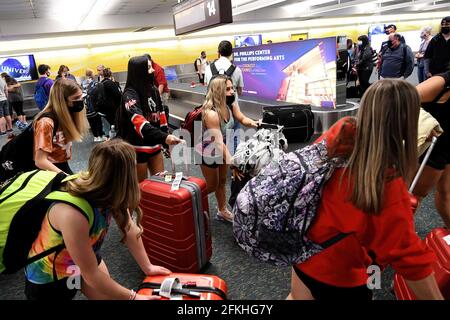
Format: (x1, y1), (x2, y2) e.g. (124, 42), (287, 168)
(168, 82), (359, 134)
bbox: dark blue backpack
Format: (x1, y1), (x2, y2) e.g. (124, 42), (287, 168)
(34, 79), (51, 110)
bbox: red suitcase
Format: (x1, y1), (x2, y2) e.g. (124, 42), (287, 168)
(394, 228), (450, 300)
(137, 273), (227, 300)
(140, 174), (212, 273)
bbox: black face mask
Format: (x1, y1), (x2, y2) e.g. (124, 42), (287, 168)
(226, 94), (235, 106)
(387, 40), (394, 49)
(69, 99), (84, 113)
(385, 30), (390, 35)
(441, 27), (450, 35)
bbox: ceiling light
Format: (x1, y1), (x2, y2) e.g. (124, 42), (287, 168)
(232, 0), (287, 16)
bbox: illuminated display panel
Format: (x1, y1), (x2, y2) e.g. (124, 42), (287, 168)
(173, 0), (232, 36)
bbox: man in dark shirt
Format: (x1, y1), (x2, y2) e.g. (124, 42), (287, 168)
(424, 16), (450, 78)
(380, 33), (414, 79)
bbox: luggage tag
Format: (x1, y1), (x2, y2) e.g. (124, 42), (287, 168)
(171, 172), (183, 191)
(444, 235), (450, 246)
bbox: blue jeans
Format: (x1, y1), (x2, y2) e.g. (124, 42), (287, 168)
(417, 64), (426, 84)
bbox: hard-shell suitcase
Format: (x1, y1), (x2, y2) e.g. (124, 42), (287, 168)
(394, 228), (450, 300)
(262, 104), (314, 143)
(137, 273), (228, 300)
(139, 174), (212, 273)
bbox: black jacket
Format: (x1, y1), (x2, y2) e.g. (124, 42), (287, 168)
(356, 45), (374, 71)
(117, 87), (168, 153)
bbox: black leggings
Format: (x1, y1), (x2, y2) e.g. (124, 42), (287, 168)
(87, 114), (104, 137)
(9, 101), (25, 116)
(293, 265), (373, 300)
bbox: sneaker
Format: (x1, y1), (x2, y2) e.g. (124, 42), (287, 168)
(215, 208), (234, 223)
(18, 121), (27, 131)
(93, 137), (100, 142)
(101, 136), (107, 141)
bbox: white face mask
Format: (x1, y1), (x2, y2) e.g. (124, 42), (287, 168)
(358, 41), (363, 46)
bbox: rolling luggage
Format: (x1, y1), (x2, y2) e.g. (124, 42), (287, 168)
(137, 273), (228, 300)
(139, 173), (212, 273)
(262, 104), (314, 143)
(394, 228), (450, 300)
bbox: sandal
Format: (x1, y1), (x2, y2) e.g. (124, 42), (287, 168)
(216, 208), (234, 223)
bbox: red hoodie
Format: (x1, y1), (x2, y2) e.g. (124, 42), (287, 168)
(296, 118), (436, 287)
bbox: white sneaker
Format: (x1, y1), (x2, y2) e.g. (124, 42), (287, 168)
(101, 136), (107, 141)
(93, 137), (100, 142)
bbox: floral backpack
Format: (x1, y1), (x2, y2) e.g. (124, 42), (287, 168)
(232, 117), (356, 267)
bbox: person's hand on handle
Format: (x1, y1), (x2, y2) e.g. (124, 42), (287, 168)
(165, 135), (185, 145)
(232, 167), (245, 181)
(134, 294), (161, 300)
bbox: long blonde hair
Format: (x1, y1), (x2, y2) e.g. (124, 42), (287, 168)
(202, 75), (228, 126)
(34, 78), (88, 142)
(345, 79), (420, 214)
(64, 139), (142, 241)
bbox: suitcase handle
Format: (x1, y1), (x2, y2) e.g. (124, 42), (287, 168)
(409, 136), (438, 193)
(257, 122), (284, 132)
(137, 281), (228, 300)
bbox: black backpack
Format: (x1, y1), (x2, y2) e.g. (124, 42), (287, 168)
(210, 62), (236, 80)
(86, 81), (106, 114)
(194, 58), (201, 72)
(0, 113), (58, 184)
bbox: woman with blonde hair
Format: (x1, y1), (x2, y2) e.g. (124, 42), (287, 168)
(34, 78), (88, 174)
(25, 139), (169, 300)
(288, 79), (443, 300)
(199, 75), (258, 222)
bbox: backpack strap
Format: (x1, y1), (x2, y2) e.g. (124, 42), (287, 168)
(225, 64), (236, 77)
(320, 233), (350, 249)
(210, 62), (219, 76)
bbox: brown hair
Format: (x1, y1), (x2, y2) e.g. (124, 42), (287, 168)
(345, 79), (420, 214)
(34, 78), (88, 142)
(64, 139), (142, 241)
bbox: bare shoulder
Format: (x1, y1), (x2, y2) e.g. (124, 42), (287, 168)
(49, 202), (90, 232)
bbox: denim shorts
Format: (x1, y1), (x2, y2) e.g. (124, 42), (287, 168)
(0, 100), (10, 117)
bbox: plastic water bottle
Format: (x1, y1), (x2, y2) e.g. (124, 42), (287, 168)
(109, 125), (116, 139)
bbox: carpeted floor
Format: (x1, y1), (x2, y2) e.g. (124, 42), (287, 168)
(0, 125), (445, 300)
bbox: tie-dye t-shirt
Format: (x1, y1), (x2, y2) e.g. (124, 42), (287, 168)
(25, 202), (112, 284)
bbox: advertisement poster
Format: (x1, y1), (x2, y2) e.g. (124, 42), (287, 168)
(234, 35), (263, 48)
(0, 54), (38, 82)
(233, 37), (337, 108)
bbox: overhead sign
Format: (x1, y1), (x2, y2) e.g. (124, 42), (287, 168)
(173, 0), (233, 36)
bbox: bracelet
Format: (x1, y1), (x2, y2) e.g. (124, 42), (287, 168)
(129, 289), (137, 300)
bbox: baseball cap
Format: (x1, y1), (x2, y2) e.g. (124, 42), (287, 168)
(441, 16), (450, 24)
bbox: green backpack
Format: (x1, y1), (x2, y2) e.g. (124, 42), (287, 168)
(0, 170), (94, 274)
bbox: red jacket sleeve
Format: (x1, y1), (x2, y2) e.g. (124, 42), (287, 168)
(362, 179), (436, 281)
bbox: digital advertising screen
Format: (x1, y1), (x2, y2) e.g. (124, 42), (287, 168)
(233, 37), (337, 108)
(164, 66), (178, 81)
(234, 34), (263, 48)
(0, 54), (38, 82)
